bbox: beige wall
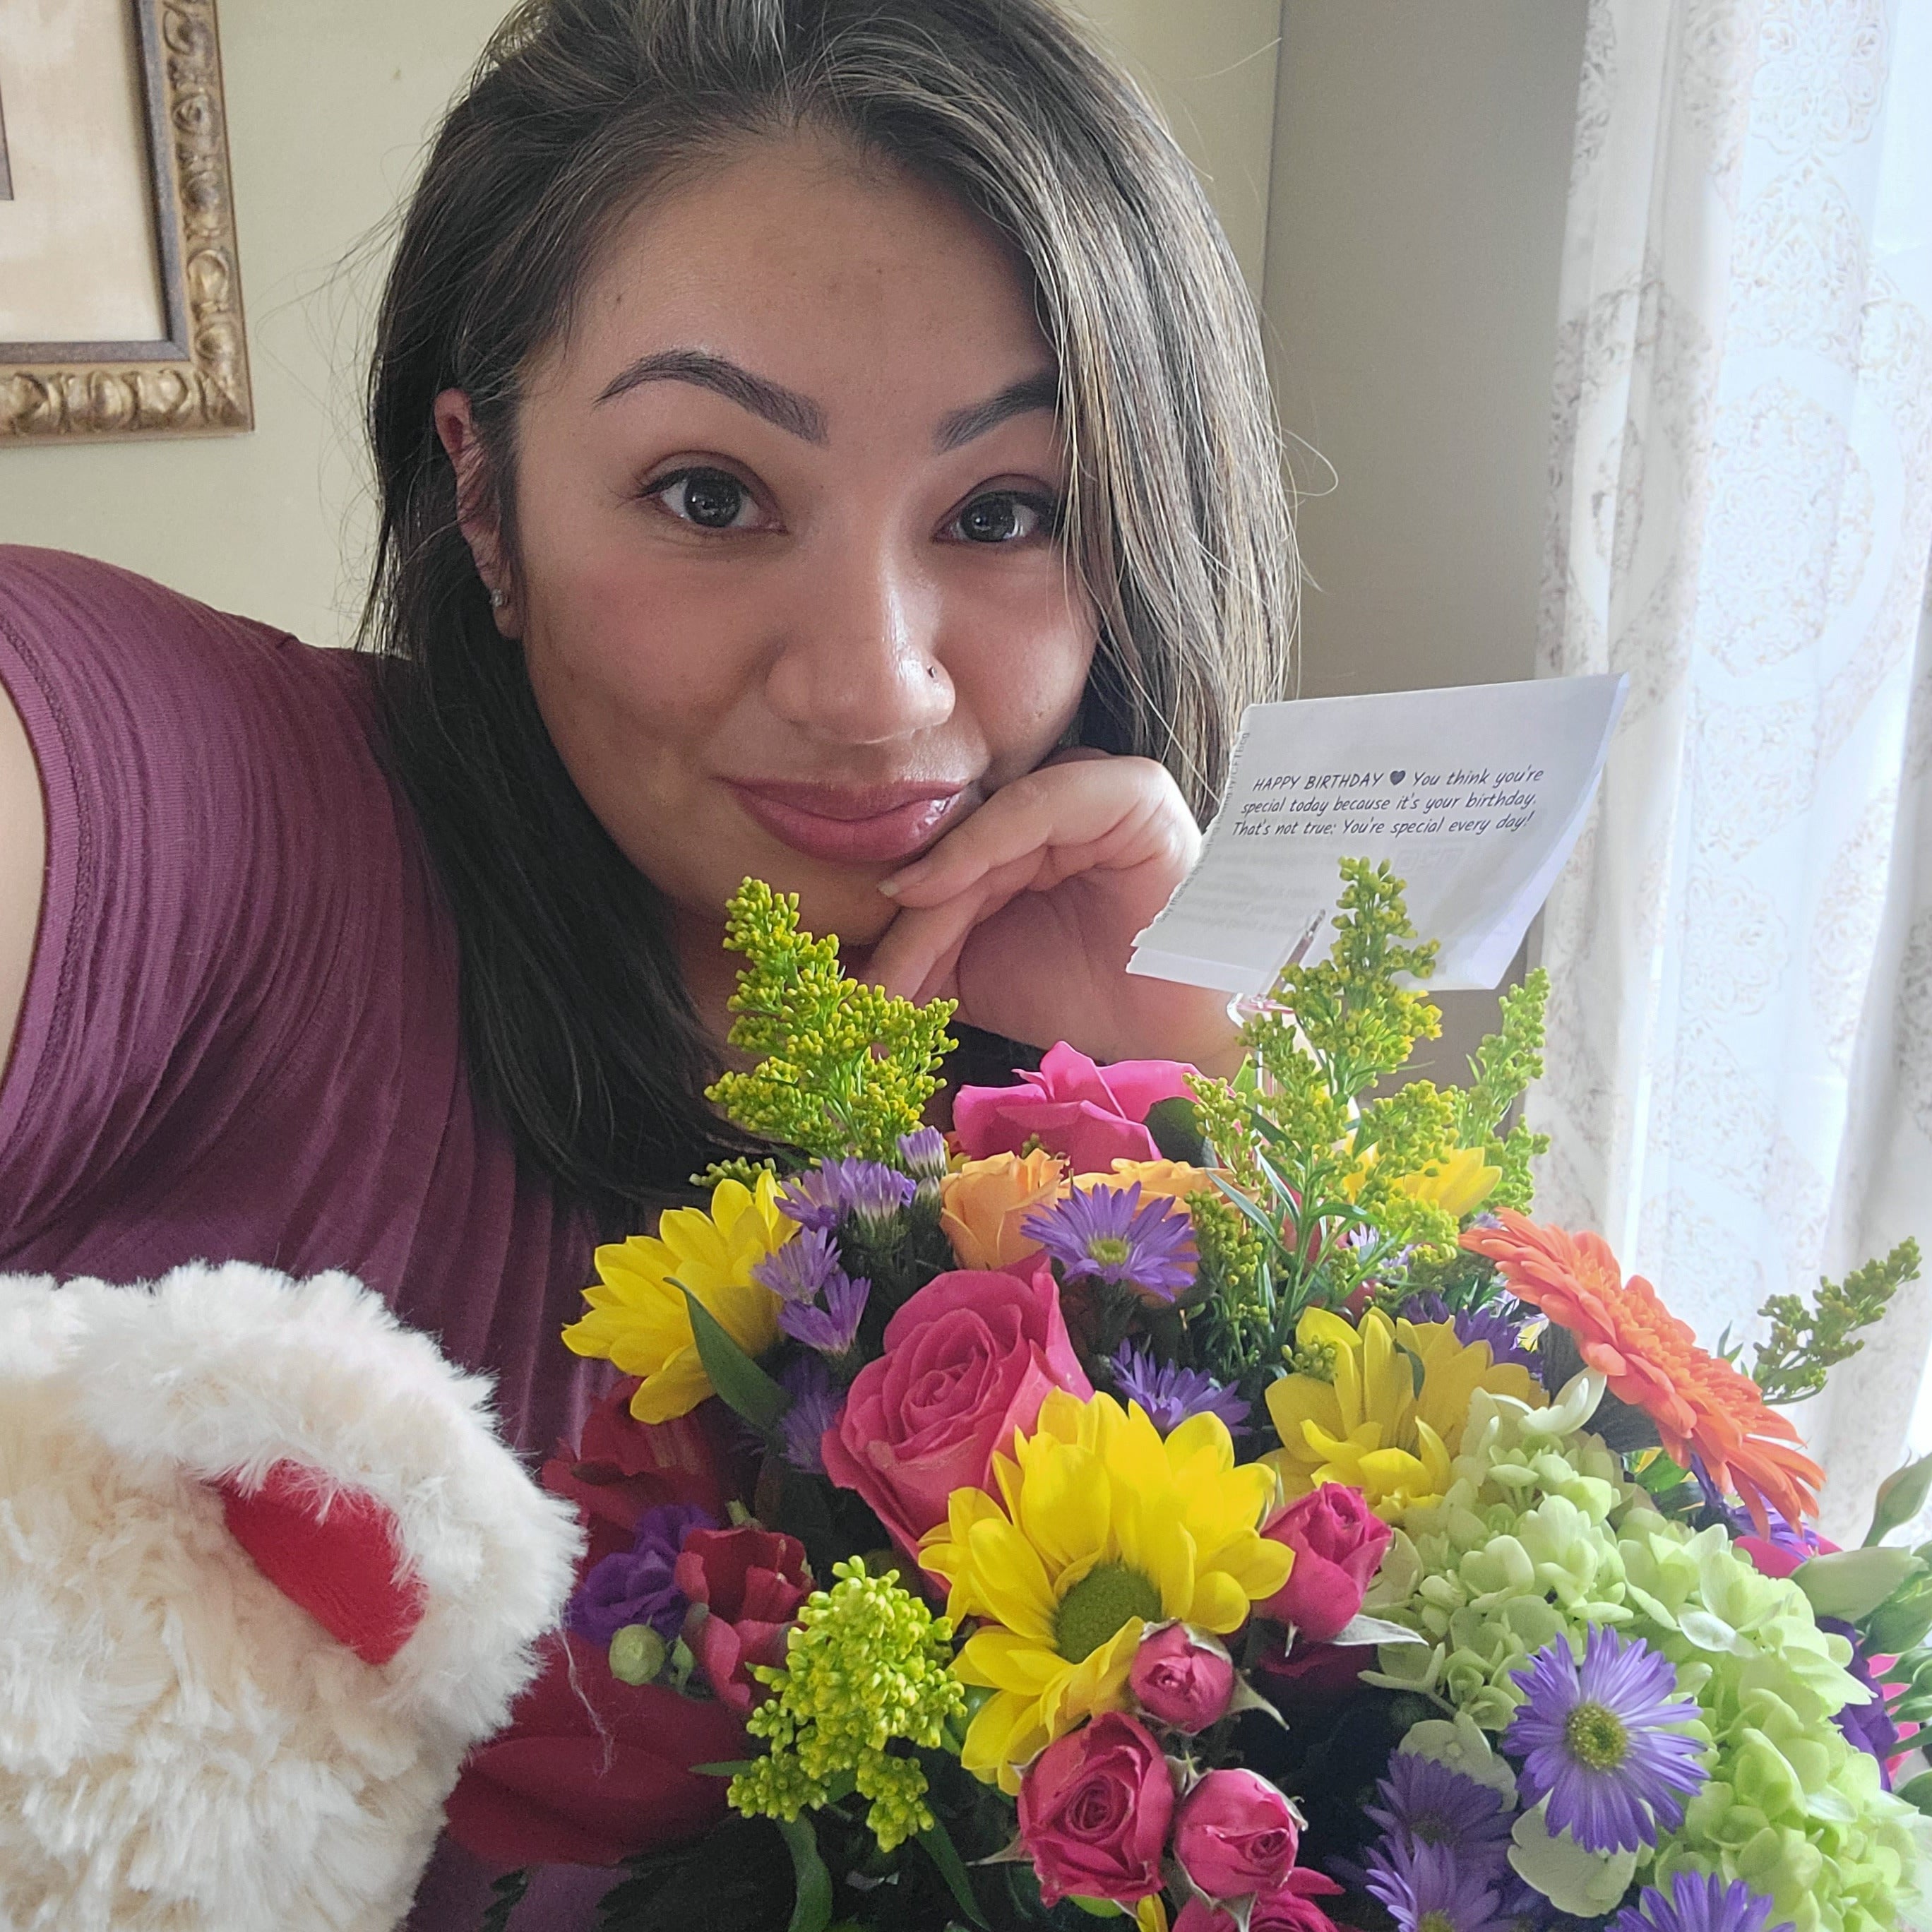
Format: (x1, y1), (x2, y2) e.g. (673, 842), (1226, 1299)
(1258, 0), (1586, 1070)
(0, 0), (1280, 650)
(1263, 0), (1587, 700)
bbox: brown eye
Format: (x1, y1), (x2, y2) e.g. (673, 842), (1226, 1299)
(950, 492), (1050, 544)
(653, 467), (753, 529)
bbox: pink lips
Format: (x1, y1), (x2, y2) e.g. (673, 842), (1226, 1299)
(726, 779), (972, 866)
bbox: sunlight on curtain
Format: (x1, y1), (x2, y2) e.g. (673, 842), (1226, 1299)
(1533, 0), (1932, 1542)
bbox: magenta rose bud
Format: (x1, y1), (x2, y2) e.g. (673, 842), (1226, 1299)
(952, 1040), (1199, 1172)
(1259, 1484), (1393, 1642)
(820, 1261), (1091, 1560)
(1018, 1712), (1175, 1907)
(1174, 1868), (1345, 1932)
(1173, 1767), (1302, 1904)
(1130, 1623), (1236, 1732)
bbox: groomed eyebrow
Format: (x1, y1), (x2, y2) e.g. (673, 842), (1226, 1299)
(934, 371), (1060, 452)
(595, 347), (1060, 455)
(595, 349), (828, 443)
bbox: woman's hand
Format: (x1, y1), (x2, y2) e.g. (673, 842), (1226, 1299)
(862, 750), (1241, 1073)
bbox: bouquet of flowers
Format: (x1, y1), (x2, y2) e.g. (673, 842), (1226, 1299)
(457, 859), (1931, 1932)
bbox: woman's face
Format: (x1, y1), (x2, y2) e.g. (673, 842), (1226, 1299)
(448, 131), (1096, 961)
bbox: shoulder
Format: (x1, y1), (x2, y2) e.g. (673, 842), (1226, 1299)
(0, 545), (398, 929)
(0, 544), (376, 749)
(0, 548), (434, 1236)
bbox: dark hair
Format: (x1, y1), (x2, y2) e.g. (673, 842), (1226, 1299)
(359, 0), (1297, 1228)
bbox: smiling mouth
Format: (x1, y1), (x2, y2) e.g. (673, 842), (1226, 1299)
(724, 779), (975, 866)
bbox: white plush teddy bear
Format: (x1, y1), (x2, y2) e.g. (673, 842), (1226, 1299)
(0, 1260), (585, 1932)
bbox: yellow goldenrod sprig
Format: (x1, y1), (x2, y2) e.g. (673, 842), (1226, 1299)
(729, 1558), (966, 1854)
(705, 880), (957, 1164)
(1751, 1239), (1922, 1405)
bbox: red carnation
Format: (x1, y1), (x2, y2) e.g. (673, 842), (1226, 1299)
(673, 1524), (811, 1716)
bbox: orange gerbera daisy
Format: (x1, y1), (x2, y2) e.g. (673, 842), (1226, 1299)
(1462, 1209), (1821, 1532)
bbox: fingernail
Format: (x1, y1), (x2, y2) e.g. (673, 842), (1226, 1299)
(877, 878), (901, 898)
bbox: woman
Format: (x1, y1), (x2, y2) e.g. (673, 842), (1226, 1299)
(0, 0), (1291, 1913)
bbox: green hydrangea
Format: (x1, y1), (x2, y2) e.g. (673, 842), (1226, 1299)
(729, 1558), (965, 1854)
(1361, 1380), (1931, 1932)
(1623, 1520), (1927, 1932)
(1361, 1376), (1650, 1725)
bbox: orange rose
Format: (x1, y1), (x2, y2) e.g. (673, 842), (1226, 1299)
(1068, 1157), (1215, 1203)
(939, 1150), (1066, 1269)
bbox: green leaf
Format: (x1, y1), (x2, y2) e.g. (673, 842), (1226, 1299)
(776, 1815), (835, 1932)
(1212, 1171), (1287, 1245)
(1895, 1771), (1932, 1817)
(1587, 1391), (1662, 1455)
(1864, 1588), (1932, 1656)
(1145, 1095), (1210, 1166)
(918, 1819), (991, 1928)
(681, 1287), (791, 1430)
(1867, 1450), (1932, 1547)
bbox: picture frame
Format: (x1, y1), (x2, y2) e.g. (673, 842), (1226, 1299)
(0, 0), (251, 441)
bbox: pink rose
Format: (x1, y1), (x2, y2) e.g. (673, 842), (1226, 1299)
(1018, 1712), (1175, 1907)
(1259, 1484), (1393, 1642)
(821, 1262), (1091, 1558)
(1174, 1868), (1345, 1932)
(672, 1525), (811, 1717)
(1130, 1623), (1236, 1732)
(1173, 1767), (1301, 1904)
(953, 1041), (1199, 1173)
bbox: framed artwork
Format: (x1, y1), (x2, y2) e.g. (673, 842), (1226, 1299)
(0, 0), (251, 441)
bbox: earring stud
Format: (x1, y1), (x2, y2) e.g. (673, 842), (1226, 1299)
(489, 588), (507, 609)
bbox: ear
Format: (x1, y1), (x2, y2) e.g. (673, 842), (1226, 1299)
(434, 387), (519, 636)
(215, 1462), (428, 1667)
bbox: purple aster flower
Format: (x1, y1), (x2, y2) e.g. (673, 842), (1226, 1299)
(1610, 1872), (1794, 1932)
(779, 1355), (842, 1477)
(1493, 1871), (1562, 1932)
(1455, 1300), (1538, 1373)
(1364, 1838), (1510, 1932)
(753, 1226), (845, 1304)
(1400, 1293), (1537, 1372)
(1366, 1752), (1514, 1871)
(896, 1126), (949, 1181)
(1818, 1616), (1901, 1784)
(779, 1268), (871, 1356)
(778, 1157), (915, 1234)
(1108, 1340), (1249, 1436)
(1022, 1182), (1196, 1301)
(565, 1501), (717, 1646)
(1501, 1628), (1707, 1852)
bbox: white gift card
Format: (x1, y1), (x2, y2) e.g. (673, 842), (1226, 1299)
(1127, 674), (1627, 995)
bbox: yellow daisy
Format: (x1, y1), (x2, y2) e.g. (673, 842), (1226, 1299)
(1391, 1145), (1501, 1218)
(561, 1172), (794, 1424)
(1264, 1307), (1542, 1519)
(919, 1390), (1290, 1794)
(1341, 1143), (1501, 1220)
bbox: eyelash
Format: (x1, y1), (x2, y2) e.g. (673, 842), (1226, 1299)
(636, 466), (1063, 544)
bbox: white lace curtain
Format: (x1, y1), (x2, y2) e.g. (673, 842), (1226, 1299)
(1532, 0), (1932, 1542)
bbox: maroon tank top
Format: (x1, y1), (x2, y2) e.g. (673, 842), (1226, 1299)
(0, 546), (621, 1927)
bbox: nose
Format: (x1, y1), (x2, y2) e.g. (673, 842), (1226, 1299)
(762, 529), (954, 746)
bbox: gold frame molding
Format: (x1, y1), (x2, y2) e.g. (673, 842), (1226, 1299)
(1, 0), (252, 441)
